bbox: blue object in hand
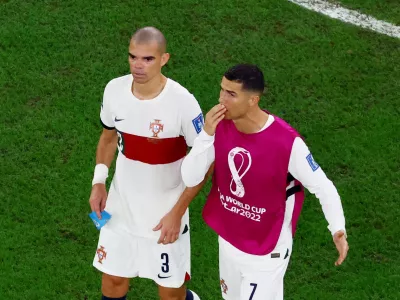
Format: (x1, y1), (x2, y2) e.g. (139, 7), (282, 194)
(89, 211), (111, 230)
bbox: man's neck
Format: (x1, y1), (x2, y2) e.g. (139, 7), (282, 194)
(233, 108), (269, 134)
(132, 74), (167, 100)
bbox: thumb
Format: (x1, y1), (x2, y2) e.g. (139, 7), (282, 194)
(335, 254), (344, 266)
(153, 222), (162, 231)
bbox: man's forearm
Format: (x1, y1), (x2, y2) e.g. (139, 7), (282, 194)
(96, 132), (118, 167)
(91, 131), (118, 186)
(181, 130), (215, 187)
(174, 164), (214, 217)
(173, 184), (206, 217)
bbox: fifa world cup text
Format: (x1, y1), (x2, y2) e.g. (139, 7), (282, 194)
(218, 188), (266, 222)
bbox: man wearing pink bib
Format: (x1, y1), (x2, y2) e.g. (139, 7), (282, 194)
(180, 64), (349, 299)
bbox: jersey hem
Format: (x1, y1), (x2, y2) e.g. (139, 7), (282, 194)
(100, 119), (115, 130)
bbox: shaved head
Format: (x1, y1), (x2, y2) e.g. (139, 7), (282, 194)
(131, 27), (167, 53)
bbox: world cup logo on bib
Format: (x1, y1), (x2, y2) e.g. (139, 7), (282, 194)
(228, 147), (252, 198)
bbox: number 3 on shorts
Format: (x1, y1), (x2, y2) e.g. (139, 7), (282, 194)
(249, 283), (257, 300)
(161, 253), (169, 273)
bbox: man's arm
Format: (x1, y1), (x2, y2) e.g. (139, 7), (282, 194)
(92, 128), (118, 186)
(153, 104), (225, 244)
(89, 80), (118, 218)
(153, 163), (214, 244)
(181, 103), (226, 187)
(175, 163), (215, 216)
(181, 130), (216, 187)
(89, 128), (118, 218)
(289, 138), (346, 235)
(289, 137), (349, 265)
(95, 129), (118, 168)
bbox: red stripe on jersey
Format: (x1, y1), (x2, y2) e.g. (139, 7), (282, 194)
(184, 272), (191, 282)
(120, 131), (187, 165)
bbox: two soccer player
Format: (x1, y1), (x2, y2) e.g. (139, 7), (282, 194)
(89, 26), (349, 300)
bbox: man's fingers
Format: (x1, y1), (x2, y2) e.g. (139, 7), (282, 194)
(167, 234), (179, 244)
(213, 108), (226, 119)
(209, 104), (225, 114)
(207, 105), (225, 120)
(162, 233), (174, 245)
(153, 222), (162, 232)
(335, 251), (345, 265)
(100, 197), (107, 211)
(158, 230), (167, 244)
(335, 245), (348, 266)
(161, 231), (180, 245)
(94, 206), (101, 219)
(336, 253), (345, 266)
(208, 104), (220, 114)
(90, 199), (102, 219)
(212, 105), (226, 116)
(209, 109), (226, 126)
(216, 114), (225, 123)
(341, 245), (349, 261)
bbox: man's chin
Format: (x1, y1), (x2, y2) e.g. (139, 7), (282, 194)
(132, 74), (148, 83)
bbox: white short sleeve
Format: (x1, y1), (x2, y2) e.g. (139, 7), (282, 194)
(100, 82), (115, 130)
(180, 95), (204, 147)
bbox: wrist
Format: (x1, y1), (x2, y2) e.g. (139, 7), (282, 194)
(333, 229), (347, 239)
(92, 163), (109, 186)
(172, 202), (188, 218)
(203, 124), (215, 136)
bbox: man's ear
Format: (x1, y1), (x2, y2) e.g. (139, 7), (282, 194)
(161, 53), (170, 66)
(249, 94), (260, 106)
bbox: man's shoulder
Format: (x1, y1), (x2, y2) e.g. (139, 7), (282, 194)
(105, 74), (132, 91)
(271, 114), (303, 140)
(166, 78), (197, 101)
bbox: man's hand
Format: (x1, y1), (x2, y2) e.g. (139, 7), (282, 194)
(153, 209), (181, 245)
(203, 104), (226, 136)
(89, 184), (108, 219)
(333, 230), (349, 266)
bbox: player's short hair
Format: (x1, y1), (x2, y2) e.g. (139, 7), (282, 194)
(224, 64), (266, 95)
(131, 27), (167, 53)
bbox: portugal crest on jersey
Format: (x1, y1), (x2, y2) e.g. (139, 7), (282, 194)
(149, 119), (164, 138)
(220, 278), (228, 294)
(96, 246), (107, 264)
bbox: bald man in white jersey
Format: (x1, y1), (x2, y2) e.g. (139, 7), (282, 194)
(88, 27), (201, 300)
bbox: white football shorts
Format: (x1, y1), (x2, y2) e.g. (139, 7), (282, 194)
(218, 235), (292, 300)
(93, 224), (191, 288)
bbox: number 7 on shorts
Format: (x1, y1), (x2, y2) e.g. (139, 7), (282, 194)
(249, 283), (257, 300)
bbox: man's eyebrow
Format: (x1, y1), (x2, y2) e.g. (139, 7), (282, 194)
(128, 53), (155, 59)
(221, 86), (237, 95)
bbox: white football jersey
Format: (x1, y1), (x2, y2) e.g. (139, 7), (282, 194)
(100, 74), (203, 238)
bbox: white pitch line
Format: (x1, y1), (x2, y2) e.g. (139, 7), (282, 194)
(288, 0), (400, 39)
